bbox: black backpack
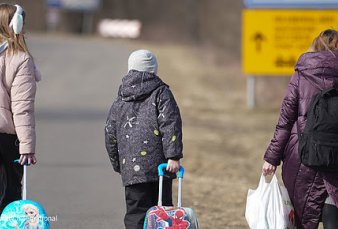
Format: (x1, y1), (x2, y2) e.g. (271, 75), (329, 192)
(299, 87), (338, 172)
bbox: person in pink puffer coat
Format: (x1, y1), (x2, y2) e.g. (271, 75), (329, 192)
(0, 4), (41, 213)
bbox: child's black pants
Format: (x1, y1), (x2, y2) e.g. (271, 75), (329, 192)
(124, 179), (173, 229)
(0, 133), (22, 214)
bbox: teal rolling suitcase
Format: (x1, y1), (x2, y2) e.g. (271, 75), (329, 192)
(0, 161), (50, 229)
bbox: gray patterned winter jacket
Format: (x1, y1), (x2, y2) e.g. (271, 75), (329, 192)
(105, 70), (183, 186)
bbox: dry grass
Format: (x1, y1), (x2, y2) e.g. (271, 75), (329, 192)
(128, 41), (297, 228)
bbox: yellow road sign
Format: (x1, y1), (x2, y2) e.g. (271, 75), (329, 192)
(242, 9), (338, 76)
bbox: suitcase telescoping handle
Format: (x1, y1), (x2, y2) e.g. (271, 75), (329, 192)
(14, 159), (28, 200)
(157, 163), (184, 208)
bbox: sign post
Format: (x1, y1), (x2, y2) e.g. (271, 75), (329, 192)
(242, 1), (338, 108)
(247, 76), (256, 109)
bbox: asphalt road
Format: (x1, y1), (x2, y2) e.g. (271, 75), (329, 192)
(25, 33), (131, 228)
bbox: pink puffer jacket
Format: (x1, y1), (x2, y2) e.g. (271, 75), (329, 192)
(0, 50), (40, 155)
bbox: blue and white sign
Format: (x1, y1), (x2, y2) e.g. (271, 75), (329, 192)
(245, 0), (338, 8)
(47, 0), (101, 11)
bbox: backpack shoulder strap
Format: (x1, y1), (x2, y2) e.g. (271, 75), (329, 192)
(321, 87), (337, 96)
(304, 91), (322, 133)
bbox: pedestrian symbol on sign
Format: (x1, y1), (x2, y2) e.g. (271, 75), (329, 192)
(252, 32), (266, 52)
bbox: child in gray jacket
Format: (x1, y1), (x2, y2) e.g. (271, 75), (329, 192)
(105, 49), (183, 229)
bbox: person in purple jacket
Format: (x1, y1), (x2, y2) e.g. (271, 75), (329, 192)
(262, 29), (338, 229)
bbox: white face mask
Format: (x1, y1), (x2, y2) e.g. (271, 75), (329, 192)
(9, 4), (23, 35)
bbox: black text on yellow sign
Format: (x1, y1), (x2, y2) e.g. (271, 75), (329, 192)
(242, 9), (338, 76)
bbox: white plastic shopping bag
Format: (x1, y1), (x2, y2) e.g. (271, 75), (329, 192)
(245, 174), (296, 229)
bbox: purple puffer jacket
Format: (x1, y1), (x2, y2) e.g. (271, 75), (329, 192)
(264, 51), (338, 229)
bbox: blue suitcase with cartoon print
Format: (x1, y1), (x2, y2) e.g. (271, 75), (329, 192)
(0, 161), (50, 229)
(143, 163), (199, 229)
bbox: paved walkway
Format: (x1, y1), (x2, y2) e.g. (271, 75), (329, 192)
(26, 33), (130, 228)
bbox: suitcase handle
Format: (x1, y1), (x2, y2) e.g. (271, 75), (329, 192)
(14, 159), (28, 200)
(157, 163), (184, 178)
(157, 163), (184, 208)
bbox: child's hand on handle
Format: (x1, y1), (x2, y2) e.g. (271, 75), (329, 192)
(262, 161), (276, 176)
(19, 153), (37, 166)
(166, 159), (180, 173)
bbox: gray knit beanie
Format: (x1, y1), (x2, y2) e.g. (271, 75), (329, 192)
(128, 49), (158, 74)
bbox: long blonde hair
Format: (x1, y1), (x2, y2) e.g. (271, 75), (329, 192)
(309, 29), (338, 52)
(0, 3), (30, 55)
